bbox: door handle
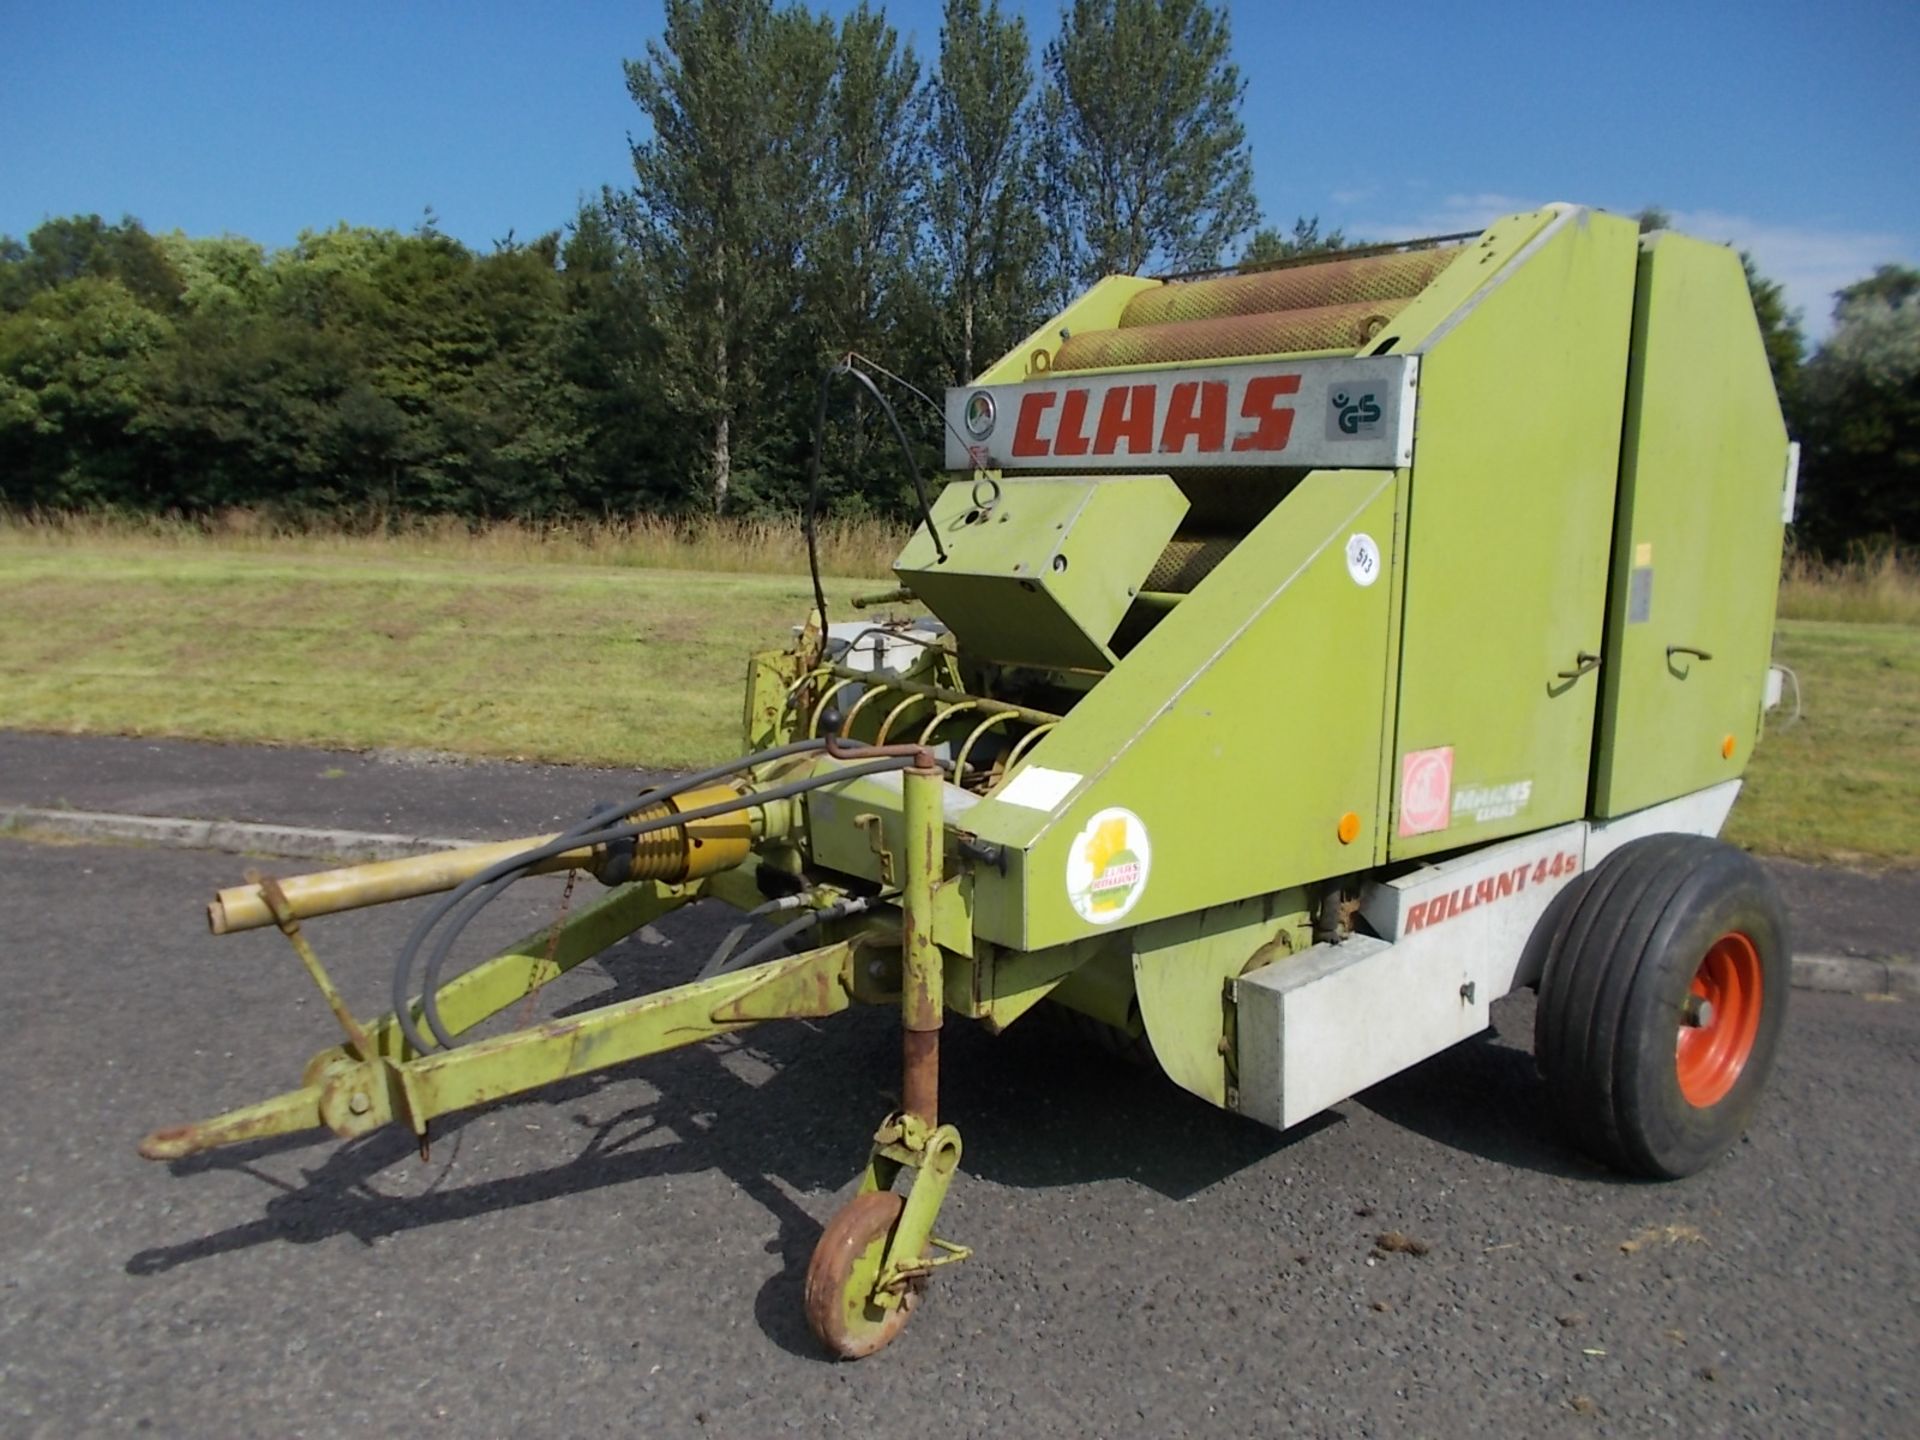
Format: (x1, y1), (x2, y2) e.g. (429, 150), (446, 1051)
(1666, 644), (1713, 662)
(1555, 650), (1601, 682)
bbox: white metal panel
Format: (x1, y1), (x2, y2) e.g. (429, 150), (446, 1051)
(944, 356), (1416, 471)
(1233, 933), (1486, 1131)
(1232, 782), (1748, 1134)
(1358, 821), (1588, 1001)
(1359, 822), (1586, 941)
(819, 621), (947, 675)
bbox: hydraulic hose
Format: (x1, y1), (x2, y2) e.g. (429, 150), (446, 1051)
(388, 736), (835, 1055)
(716, 894), (878, 978)
(803, 355), (948, 659)
(699, 894), (808, 979)
(402, 752), (930, 1052)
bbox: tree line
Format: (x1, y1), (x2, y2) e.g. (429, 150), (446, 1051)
(1, 0), (1911, 554)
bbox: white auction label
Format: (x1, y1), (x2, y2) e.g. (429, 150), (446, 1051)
(1345, 532), (1381, 587)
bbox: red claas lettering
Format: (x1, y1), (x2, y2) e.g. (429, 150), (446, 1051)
(1094, 385), (1157, 455)
(1160, 381), (1228, 453)
(1011, 391), (1057, 457)
(1233, 373), (1301, 453)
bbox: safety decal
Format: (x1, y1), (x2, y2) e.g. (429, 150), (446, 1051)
(1067, 806), (1152, 925)
(1453, 779), (1532, 825)
(1398, 746), (1454, 837)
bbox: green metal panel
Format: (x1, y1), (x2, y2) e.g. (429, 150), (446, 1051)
(894, 474), (1188, 671)
(1132, 891), (1310, 1109)
(963, 469), (1399, 950)
(1592, 233), (1790, 815)
(1387, 208), (1640, 859)
(1376, 207), (1560, 353)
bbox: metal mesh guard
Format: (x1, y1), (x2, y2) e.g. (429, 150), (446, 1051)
(1120, 247), (1465, 330)
(1051, 298), (1411, 373)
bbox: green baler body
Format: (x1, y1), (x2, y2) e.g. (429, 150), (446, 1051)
(797, 202), (1790, 1034)
(1592, 232), (1791, 814)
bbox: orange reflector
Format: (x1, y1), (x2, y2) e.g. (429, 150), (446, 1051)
(1337, 811), (1362, 845)
(1721, 735), (1737, 759)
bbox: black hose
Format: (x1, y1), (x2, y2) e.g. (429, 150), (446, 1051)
(407, 754), (923, 1051)
(715, 894), (877, 978)
(388, 736), (835, 1055)
(802, 363), (838, 660)
(844, 351), (979, 461)
(699, 897), (793, 979)
(835, 365), (946, 566)
(718, 910), (824, 977)
(802, 355), (950, 660)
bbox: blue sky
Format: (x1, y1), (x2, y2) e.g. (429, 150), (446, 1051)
(3, 1), (1914, 338)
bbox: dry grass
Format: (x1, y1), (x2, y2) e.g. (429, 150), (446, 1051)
(0, 545), (871, 770)
(1, 518), (1916, 864)
(1777, 545), (1920, 626)
(7, 510), (1917, 620)
(1722, 619), (1920, 866)
(0, 507), (906, 581)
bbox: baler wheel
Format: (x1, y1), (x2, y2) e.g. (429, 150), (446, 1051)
(1533, 834), (1788, 1179)
(803, 1190), (918, 1359)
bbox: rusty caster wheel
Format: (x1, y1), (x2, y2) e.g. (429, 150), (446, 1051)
(803, 1190), (924, 1359)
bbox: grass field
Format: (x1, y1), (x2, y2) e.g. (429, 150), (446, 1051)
(0, 546), (871, 769)
(1, 532), (1915, 865)
(0, 508), (906, 580)
(1724, 621), (1920, 866)
(5, 509), (1917, 623)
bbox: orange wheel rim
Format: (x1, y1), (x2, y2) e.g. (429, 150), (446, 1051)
(1675, 931), (1763, 1107)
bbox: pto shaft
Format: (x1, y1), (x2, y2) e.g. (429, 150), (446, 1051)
(208, 782), (755, 934)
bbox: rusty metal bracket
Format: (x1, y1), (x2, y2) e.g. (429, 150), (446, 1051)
(707, 940), (855, 1023)
(251, 870), (375, 1061)
(854, 812), (896, 885)
(872, 1122), (969, 1307)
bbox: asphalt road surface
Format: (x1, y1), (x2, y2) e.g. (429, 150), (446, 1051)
(1, 831), (1914, 1439)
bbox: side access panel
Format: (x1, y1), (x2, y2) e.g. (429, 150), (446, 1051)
(1591, 233), (1791, 816)
(961, 468), (1399, 952)
(1234, 782), (1744, 1132)
(1387, 208), (1640, 858)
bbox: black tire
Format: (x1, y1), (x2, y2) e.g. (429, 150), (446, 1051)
(1534, 833), (1788, 1179)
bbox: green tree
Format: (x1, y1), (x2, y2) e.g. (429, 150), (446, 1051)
(618, 0), (837, 512)
(558, 203), (682, 512)
(925, 0), (1047, 381)
(0, 277), (175, 506)
(1039, 0), (1257, 284)
(157, 232), (270, 317)
(1742, 253), (1804, 409)
(0, 214), (182, 314)
(1241, 215), (1357, 265)
(815, 3), (925, 354)
(1832, 263), (1920, 310)
(1795, 265), (1920, 550)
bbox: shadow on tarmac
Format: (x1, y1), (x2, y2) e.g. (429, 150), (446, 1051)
(1354, 996), (1638, 1185)
(123, 932), (1615, 1354)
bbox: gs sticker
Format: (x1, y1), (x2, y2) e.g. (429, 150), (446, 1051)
(1066, 806), (1151, 924)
